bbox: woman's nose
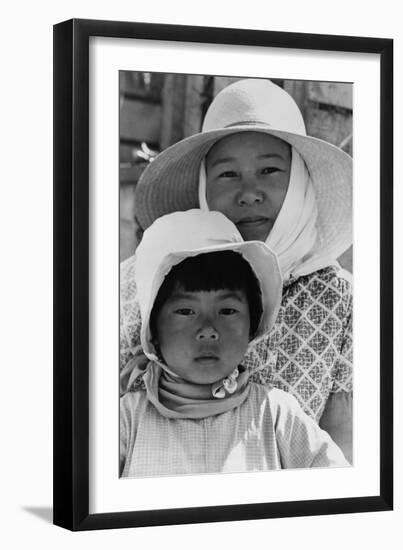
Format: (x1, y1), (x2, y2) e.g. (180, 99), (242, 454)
(196, 325), (219, 341)
(237, 180), (264, 206)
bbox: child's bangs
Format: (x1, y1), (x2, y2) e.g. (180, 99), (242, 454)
(171, 251), (256, 293)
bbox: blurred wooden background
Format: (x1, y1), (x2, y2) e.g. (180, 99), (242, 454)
(119, 73), (353, 272)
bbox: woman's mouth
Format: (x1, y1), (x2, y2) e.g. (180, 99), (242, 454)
(236, 216), (270, 227)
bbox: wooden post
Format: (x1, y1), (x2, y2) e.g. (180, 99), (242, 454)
(183, 75), (205, 137)
(160, 74), (187, 149)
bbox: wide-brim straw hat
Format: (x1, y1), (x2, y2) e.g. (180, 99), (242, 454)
(135, 78), (352, 260)
(135, 210), (283, 361)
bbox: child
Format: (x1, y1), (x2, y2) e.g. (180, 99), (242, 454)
(120, 210), (349, 477)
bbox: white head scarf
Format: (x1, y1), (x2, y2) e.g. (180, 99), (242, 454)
(199, 147), (338, 282)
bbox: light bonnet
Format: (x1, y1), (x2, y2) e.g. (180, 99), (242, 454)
(135, 78), (352, 264)
(134, 209), (283, 361)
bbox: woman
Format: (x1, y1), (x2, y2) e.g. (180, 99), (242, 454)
(120, 79), (353, 462)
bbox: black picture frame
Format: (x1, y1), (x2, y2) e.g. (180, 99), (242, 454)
(53, 18), (393, 531)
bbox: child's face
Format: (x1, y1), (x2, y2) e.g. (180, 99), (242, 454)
(205, 132), (291, 242)
(154, 285), (251, 385)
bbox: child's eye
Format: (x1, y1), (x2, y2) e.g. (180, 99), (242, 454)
(220, 308), (238, 315)
(174, 308), (195, 316)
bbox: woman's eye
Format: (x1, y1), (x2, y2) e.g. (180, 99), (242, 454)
(174, 308), (194, 316)
(261, 166), (280, 175)
(218, 170), (237, 178)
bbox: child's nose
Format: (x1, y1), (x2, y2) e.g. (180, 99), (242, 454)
(196, 325), (219, 341)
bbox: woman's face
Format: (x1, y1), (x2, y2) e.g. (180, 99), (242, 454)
(205, 132), (291, 242)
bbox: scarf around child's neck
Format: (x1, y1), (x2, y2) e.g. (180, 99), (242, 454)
(124, 354), (251, 419)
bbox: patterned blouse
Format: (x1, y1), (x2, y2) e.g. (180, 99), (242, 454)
(120, 256), (353, 423)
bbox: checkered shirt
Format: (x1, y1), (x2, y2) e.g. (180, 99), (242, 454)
(120, 384), (349, 478)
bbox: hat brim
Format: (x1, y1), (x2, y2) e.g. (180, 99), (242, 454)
(135, 124), (352, 261)
(141, 239), (282, 360)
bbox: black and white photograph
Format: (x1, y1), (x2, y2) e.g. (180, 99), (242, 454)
(1, 0), (400, 544)
(50, 17), (393, 532)
(119, 73), (354, 478)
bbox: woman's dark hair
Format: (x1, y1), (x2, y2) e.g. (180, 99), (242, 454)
(150, 250), (263, 339)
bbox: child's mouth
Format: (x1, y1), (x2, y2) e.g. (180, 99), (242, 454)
(195, 354), (219, 365)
